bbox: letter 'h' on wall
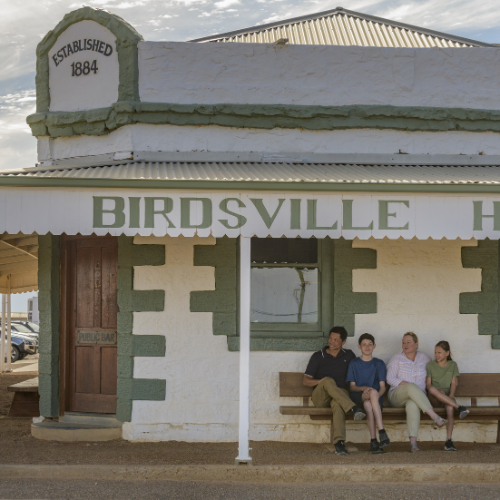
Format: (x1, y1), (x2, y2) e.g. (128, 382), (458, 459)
(473, 201), (500, 231)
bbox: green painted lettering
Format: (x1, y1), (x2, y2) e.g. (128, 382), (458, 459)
(129, 197), (141, 228)
(342, 200), (373, 230)
(144, 197), (176, 228)
(290, 199), (301, 230)
(180, 198), (212, 229)
(250, 198), (285, 229)
(378, 200), (409, 230)
(93, 196), (125, 228)
(473, 201), (500, 231)
(307, 200), (338, 230)
(219, 198), (247, 229)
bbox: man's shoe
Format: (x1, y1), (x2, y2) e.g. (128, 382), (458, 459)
(458, 406), (470, 419)
(444, 439), (457, 451)
(378, 429), (391, 448)
(351, 406), (366, 421)
(334, 440), (349, 455)
(370, 440), (385, 454)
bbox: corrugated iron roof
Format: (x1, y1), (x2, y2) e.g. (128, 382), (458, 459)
(189, 7), (493, 48)
(3, 161), (500, 185)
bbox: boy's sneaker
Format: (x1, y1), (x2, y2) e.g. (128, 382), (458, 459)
(334, 440), (349, 455)
(370, 440), (385, 454)
(351, 406), (366, 421)
(444, 439), (457, 451)
(378, 429), (391, 448)
(458, 406), (470, 419)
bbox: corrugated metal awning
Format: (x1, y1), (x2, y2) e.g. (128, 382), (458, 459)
(0, 234), (38, 294)
(3, 161), (500, 186)
(190, 7), (493, 48)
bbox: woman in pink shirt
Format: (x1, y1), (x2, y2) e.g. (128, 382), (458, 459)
(387, 332), (447, 452)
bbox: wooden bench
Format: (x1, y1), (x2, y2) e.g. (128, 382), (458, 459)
(8, 377), (40, 417)
(279, 372), (500, 444)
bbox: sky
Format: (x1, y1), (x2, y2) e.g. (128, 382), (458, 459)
(0, 0), (499, 174)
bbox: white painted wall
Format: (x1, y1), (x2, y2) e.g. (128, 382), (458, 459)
(38, 125), (500, 162)
(139, 42), (500, 110)
(121, 235), (500, 444)
(48, 21), (119, 112)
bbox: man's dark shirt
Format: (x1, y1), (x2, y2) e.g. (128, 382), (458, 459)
(305, 347), (356, 389)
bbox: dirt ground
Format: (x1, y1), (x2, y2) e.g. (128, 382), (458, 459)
(1, 372), (500, 466)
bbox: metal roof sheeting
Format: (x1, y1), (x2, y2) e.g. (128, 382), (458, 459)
(190, 8), (492, 48)
(3, 162), (500, 185)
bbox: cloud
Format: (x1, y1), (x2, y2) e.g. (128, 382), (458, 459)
(214, 0), (240, 9)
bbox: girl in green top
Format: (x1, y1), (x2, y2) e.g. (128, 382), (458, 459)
(426, 341), (470, 452)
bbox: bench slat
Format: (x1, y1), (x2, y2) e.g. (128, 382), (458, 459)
(7, 377), (39, 393)
(280, 405), (500, 417)
(280, 372), (500, 398)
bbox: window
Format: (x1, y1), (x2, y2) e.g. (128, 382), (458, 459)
(250, 238), (333, 338)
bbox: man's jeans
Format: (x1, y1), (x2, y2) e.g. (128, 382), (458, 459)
(311, 377), (355, 444)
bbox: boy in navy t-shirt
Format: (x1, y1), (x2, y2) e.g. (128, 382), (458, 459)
(346, 333), (390, 454)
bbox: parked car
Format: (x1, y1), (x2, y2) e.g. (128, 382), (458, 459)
(5, 323), (38, 342)
(12, 321), (39, 334)
(1, 333), (36, 363)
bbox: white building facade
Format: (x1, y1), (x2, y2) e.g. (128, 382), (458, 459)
(3, 7), (500, 445)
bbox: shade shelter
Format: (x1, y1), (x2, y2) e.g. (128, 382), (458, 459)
(7, 7), (500, 453)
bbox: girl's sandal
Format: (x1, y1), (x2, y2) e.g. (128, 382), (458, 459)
(433, 416), (448, 429)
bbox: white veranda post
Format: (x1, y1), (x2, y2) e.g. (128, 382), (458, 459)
(6, 277), (11, 372)
(235, 236), (252, 465)
(0, 294), (5, 373)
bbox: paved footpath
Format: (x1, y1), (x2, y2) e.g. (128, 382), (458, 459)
(1, 479), (499, 500)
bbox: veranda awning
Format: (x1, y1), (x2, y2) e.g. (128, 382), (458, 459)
(1, 160), (500, 240)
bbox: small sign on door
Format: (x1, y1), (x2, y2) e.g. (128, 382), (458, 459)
(77, 330), (117, 345)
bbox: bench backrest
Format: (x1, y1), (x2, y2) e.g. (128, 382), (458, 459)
(279, 372), (500, 398)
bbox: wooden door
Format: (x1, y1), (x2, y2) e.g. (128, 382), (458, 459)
(62, 236), (118, 414)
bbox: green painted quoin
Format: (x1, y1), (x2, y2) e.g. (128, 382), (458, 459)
(116, 236), (166, 422)
(190, 237), (377, 351)
(460, 240), (500, 349)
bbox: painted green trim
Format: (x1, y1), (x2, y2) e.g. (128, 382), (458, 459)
(35, 7), (143, 112)
(37, 234), (61, 418)
(116, 235), (166, 422)
(333, 239), (377, 337)
(191, 237), (377, 351)
(460, 240), (500, 348)
(27, 103), (500, 138)
(227, 337), (327, 351)
(5, 176), (500, 194)
(191, 238), (238, 339)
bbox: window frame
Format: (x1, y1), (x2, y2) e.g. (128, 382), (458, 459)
(250, 239), (334, 339)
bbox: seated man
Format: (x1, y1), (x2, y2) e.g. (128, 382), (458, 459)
(303, 326), (366, 455)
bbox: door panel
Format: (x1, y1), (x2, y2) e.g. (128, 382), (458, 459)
(75, 346), (95, 394)
(63, 235), (118, 414)
(100, 347), (118, 395)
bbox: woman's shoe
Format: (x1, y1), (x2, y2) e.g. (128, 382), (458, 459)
(410, 443), (420, 453)
(458, 406), (470, 419)
(433, 416), (447, 428)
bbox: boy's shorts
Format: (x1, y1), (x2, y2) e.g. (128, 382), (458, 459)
(350, 391), (384, 408)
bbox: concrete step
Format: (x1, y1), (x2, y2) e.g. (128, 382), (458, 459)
(60, 412), (122, 428)
(32, 419), (122, 442)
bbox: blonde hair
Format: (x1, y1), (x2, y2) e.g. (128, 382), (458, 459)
(403, 332), (418, 343)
